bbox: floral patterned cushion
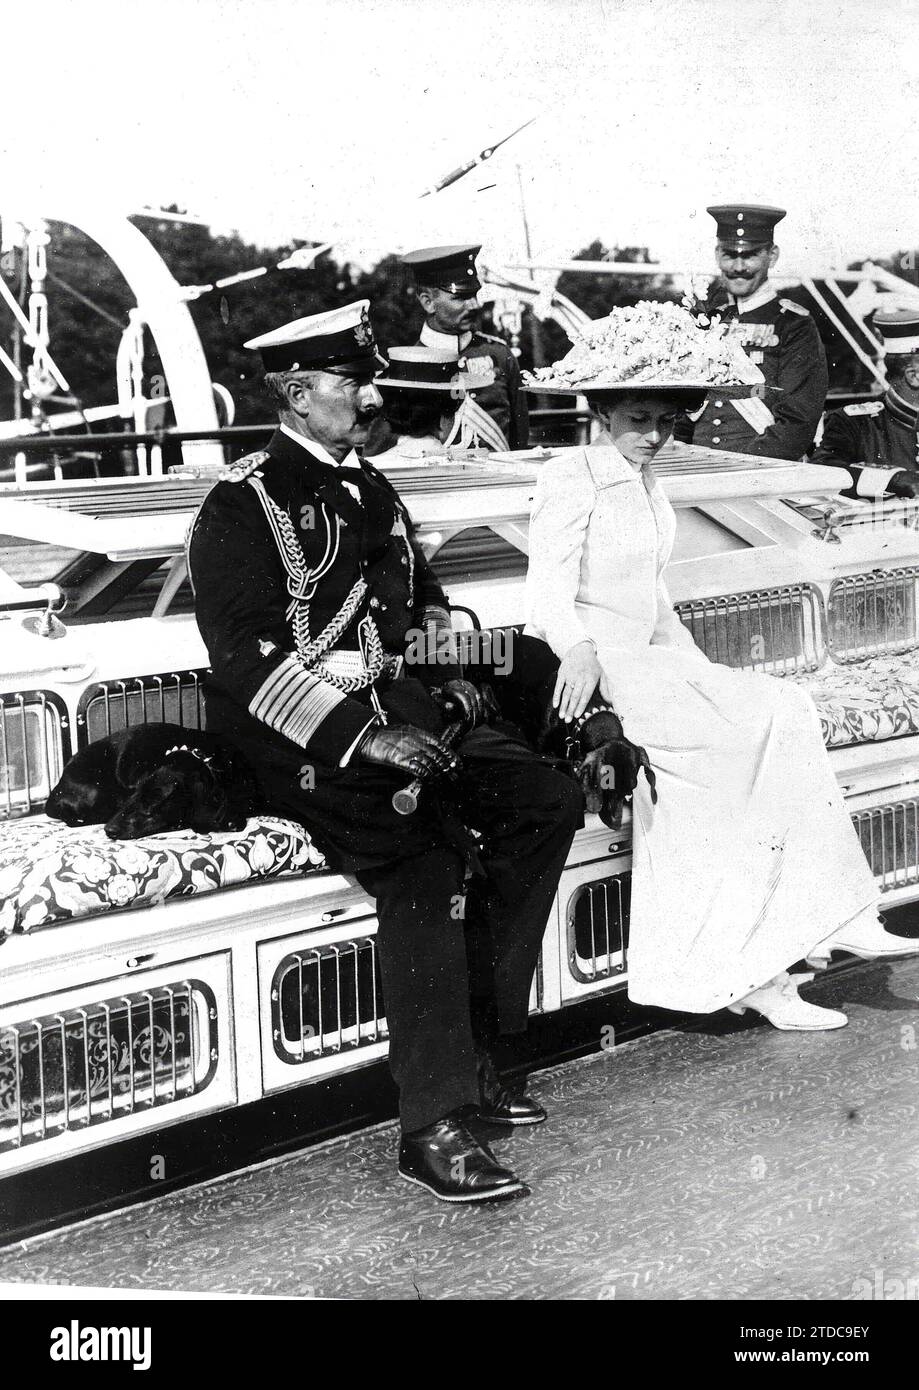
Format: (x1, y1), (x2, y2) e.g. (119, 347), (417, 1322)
(795, 654), (919, 749)
(0, 815), (327, 941)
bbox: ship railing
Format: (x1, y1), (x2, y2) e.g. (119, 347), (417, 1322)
(0, 412), (591, 485)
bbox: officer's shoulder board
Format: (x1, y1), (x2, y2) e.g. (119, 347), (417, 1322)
(474, 331), (506, 347)
(843, 401), (884, 417)
(779, 298), (810, 316)
(223, 449), (270, 482)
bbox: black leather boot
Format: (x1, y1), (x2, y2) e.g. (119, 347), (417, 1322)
(475, 1047), (547, 1126)
(398, 1112), (527, 1203)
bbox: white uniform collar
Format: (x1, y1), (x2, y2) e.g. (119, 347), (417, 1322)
(420, 321), (473, 353)
(732, 282), (778, 316)
(280, 422), (362, 469)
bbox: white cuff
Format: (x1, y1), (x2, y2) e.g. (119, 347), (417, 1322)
(856, 467), (901, 498)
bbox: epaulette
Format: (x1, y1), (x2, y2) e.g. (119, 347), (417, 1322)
(843, 400), (884, 417)
(224, 449), (270, 482)
(779, 298), (810, 316)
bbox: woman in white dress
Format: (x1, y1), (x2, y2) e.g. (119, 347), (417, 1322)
(525, 310), (917, 1029)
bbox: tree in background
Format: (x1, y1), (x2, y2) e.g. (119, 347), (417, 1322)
(874, 250), (919, 290)
(1, 221), (901, 426)
(0, 218), (427, 425)
(534, 241), (677, 365)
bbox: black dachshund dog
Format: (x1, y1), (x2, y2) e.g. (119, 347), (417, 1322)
(537, 701), (657, 827)
(45, 724), (261, 840)
(463, 633), (657, 829)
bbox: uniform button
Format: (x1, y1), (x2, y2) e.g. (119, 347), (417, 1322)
(370, 597), (380, 609)
(713, 418), (722, 425)
(715, 400), (724, 408)
(405, 600), (412, 609)
(712, 436), (721, 444)
(400, 555), (408, 567)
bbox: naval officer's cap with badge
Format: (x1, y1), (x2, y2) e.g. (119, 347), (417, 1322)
(219, 302), (387, 485)
(400, 245), (482, 298)
(243, 299), (386, 375)
(707, 204), (786, 250)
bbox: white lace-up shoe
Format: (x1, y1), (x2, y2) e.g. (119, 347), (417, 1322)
(807, 916), (919, 967)
(728, 972), (848, 1030)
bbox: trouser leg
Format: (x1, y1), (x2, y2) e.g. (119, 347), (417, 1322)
(459, 728), (582, 1037)
(463, 632), (561, 749)
(356, 845), (482, 1134)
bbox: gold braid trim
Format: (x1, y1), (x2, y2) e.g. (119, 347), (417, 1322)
(246, 476), (389, 692)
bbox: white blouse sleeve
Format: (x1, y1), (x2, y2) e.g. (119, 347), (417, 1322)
(526, 452), (595, 659)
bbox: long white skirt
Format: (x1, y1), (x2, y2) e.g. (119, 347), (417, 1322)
(598, 644), (880, 1014)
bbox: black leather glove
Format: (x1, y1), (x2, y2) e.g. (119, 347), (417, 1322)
(356, 722), (459, 781)
(439, 679), (491, 730)
(887, 471), (919, 500)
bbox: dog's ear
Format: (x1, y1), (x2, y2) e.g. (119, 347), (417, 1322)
(46, 778), (113, 826)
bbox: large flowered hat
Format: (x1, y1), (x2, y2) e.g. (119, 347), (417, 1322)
(523, 300), (764, 395)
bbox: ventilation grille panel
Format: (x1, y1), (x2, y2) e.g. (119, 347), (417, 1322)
(567, 873), (631, 983)
(0, 981), (217, 1151)
(676, 585), (823, 675)
(271, 938), (387, 1062)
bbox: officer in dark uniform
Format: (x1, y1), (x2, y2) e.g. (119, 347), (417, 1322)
(401, 244), (530, 449)
(186, 301), (581, 1204)
(676, 205), (828, 460)
(812, 308), (919, 499)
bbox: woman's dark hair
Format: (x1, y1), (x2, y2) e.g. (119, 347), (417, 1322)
(586, 388), (707, 414)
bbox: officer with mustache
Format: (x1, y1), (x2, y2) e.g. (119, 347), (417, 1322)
(677, 205), (828, 460)
(402, 244), (530, 449)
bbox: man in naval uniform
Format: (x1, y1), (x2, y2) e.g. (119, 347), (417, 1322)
(812, 308), (919, 500)
(401, 244), (530, 449)
(187, 302), (581, 1204)
(676, 204), (828, 460)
